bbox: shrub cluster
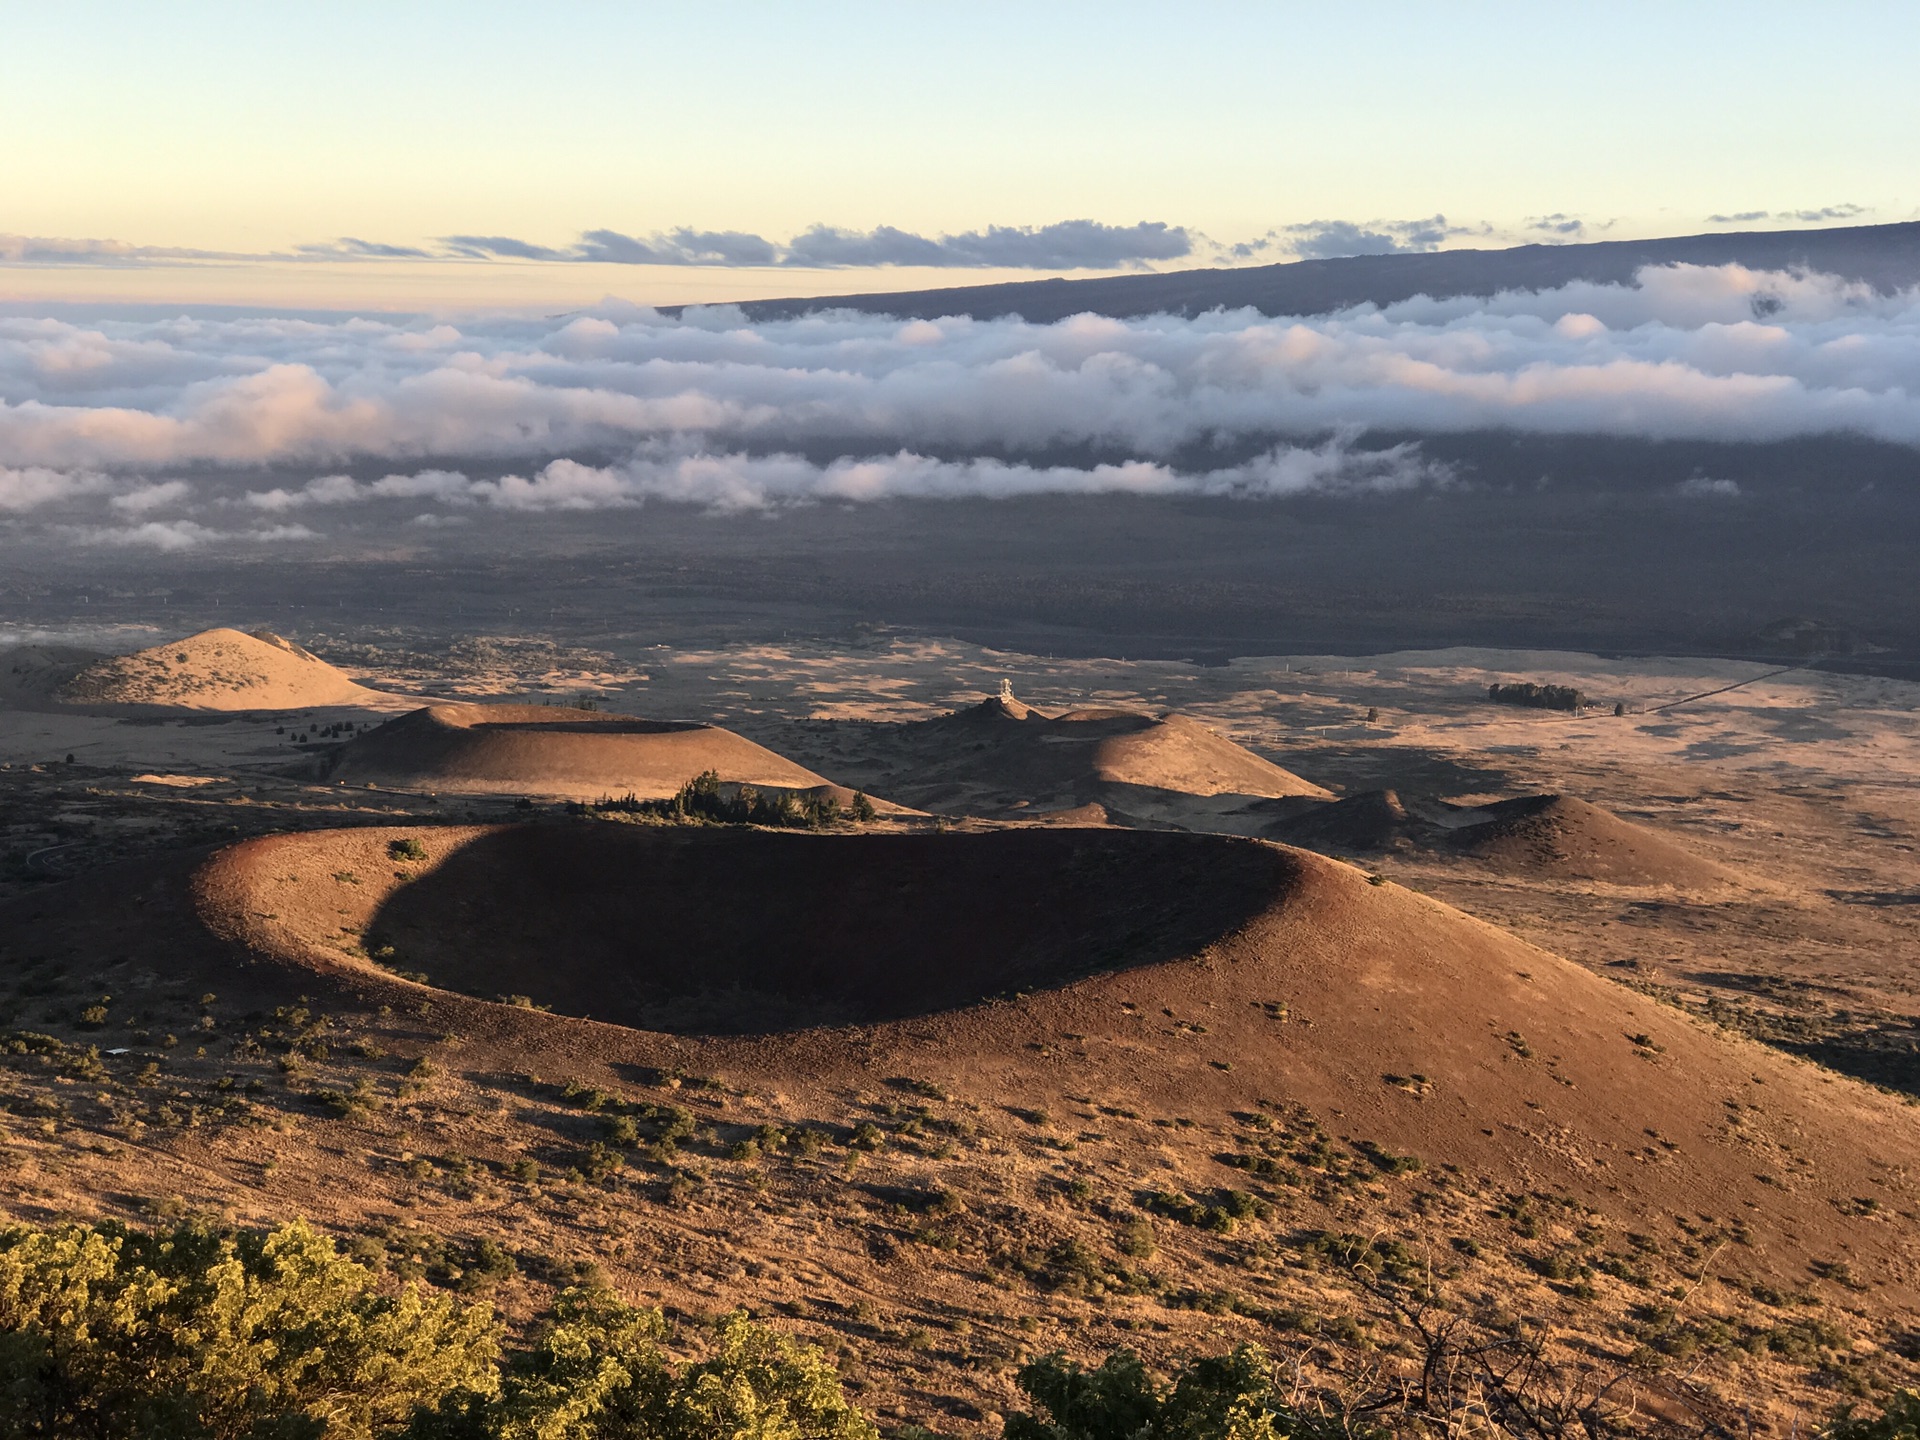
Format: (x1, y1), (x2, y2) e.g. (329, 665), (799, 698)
(1487, 682), (1585, 712)
(582, 771), (876, 829)
(0, 1218), (874, 1440)
(0, 1216), (1909, 1439)
(1005, 1345), (1355, 1440)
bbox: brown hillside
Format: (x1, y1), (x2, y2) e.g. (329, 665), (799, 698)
(46, 628), (405, 713)
(321, 703), (834, 800)
(0, 642), (104, 707)
(193, 824), (1918, 1270)
(826, 696), (1328, 821)
(1270, 789), (1414, 852)
(1450, 793), (1733, 886)
(5, 824), (1920, 1426)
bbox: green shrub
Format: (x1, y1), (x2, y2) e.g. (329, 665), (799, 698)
(1828, 1391), (1920, 1440)
(601, 1113), (640, 1146)
(587, 772), (848, 831)
(1005, 1344), (1361, 1440)
(1487, 681), (1584, 713)
(389, 837), (429, 863)
(0, 1218), (498, 1438)
(1145, 1189), (1267, 1234)
(1118, 1217), (1158, 1260)
(409, 1293), (876, 1440)
(0, 1218), (878, 1440)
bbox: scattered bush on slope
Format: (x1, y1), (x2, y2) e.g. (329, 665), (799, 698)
(1, 1216), (1914, 1439)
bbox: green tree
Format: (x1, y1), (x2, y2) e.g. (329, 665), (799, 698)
(0, 1219), (499, 1439)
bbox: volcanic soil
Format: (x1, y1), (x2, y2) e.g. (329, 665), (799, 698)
(0, 627), (412, 714)
(796, 695), (1328, 827)
(1273, 791), (1737, 890)
(319, 702), (838, 801)
(2, 820), (1917, 1431)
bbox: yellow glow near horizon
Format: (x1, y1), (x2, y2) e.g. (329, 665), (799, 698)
(2, 3), (1915, 310)
(0, 259), (1143, 314)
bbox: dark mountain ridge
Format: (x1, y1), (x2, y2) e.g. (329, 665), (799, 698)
(707, 220), (1920, 324)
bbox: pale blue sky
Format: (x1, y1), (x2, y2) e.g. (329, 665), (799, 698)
(2, 1), (1914, 306)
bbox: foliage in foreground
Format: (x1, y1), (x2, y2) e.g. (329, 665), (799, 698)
(1830, 1391), (1920, 1440)
(0, 1219), (496, 1438)
(0, 1216), (1914, 1439)
(0, 1219), (872, 1440)
(1005, 1346), (1359, 1440)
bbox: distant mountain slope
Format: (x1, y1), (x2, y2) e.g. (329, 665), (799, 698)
(716, 221), (1920, 324)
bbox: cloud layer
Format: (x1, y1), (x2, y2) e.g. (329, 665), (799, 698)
(440, 219), (1194, 270)
(1, 260), (1916, 546)
(3, 220), (1198, 273)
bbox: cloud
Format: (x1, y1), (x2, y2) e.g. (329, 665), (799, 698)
(0, 235), (265, 266)
(4, 208), (1883, 279)
(440, 220), (1192, 271)
(1709, 204), (1866, 225)
(296, 237), (438, 260)
(226, 436), (1443, 515)
(3, 259), (1920, 547)
(62, 519), (317, 550)
(1230, 216), (1481, 263)
(109, 479), (193, 513)
(0, 465), (111, 511)
(243, 468), (479, 510)
(1527, 213), (1588, 238)
(438, 234), (572, 262)
(443, 229), (787, 266)
(1782, 205), (1866, 223)
(785, 220), (1192, 270)
(578, 229), (782, 266)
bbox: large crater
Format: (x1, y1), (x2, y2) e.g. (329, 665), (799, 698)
(358, 825), (1288, 1033)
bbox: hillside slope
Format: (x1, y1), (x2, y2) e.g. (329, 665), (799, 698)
(810, 696), (1327, 824)
(322, 703), (834, 799)
(4, 823), (1916, 1430)
(18, 628), (408, 713)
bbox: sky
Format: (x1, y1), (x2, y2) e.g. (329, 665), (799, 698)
(3, 1), (1917, 311)
(4, 2), (1919, 555)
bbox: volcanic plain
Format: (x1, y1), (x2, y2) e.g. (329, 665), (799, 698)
(2, 625), (1918, 1433)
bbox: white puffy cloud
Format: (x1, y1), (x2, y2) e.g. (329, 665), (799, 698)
(0, 465), (110, 511)
(0, 261), (1916, 538)
(62, 519), (317, 550)
(230, 436), (1440, 515)
(110, 479), (193, 513)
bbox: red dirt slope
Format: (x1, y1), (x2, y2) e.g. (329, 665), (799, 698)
(320, 703), (834, 800)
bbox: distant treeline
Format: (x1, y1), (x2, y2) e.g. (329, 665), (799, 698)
(1487, 681), (1586, 713)
(580, 770), (875, 829)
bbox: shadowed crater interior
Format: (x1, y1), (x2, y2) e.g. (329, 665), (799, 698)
(365, 825), (1289, 1034)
